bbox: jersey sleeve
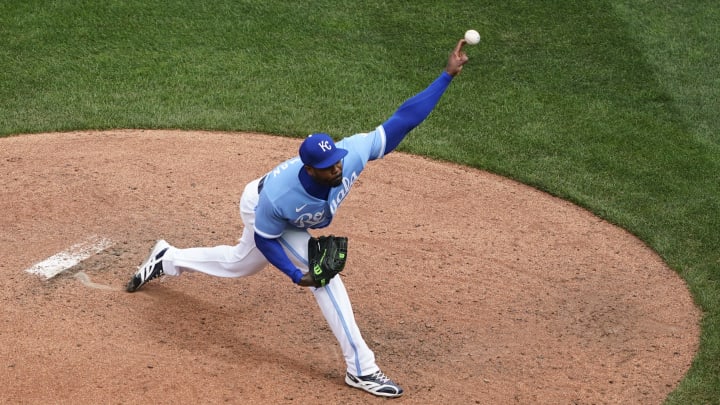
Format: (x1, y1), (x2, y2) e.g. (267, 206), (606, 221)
(253, 193), (287, 239)
(338, 125), (387, 163)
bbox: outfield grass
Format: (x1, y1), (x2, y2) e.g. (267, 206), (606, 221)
(1, 1), (718, 402)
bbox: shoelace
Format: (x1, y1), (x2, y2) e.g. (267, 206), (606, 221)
(369, 370), (391, 383)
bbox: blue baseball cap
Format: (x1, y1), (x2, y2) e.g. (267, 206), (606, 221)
(299, 133), (348, 169)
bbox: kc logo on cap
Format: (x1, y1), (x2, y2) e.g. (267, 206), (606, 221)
(318, 139), (332, 152)
(299, 133), (349, 169)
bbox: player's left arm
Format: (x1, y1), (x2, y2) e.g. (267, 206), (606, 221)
(253, 193), (306, 284)
(382, 39), (468, 154)
(254, 233), (305, 284)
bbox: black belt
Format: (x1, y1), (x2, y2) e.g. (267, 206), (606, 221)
(257, 175), (267, 193)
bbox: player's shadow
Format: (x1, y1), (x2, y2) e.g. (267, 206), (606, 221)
(133, 285), (339, 383)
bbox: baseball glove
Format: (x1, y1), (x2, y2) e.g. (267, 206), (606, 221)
(308, 235), (348, 287)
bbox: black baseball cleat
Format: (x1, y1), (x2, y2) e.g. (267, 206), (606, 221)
(126, 240), (170, 292)
(345, 370), (404, 398)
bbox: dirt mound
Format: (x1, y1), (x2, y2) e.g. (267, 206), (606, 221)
(0, 130), (700, 404)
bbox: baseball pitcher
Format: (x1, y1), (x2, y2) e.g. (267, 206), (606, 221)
(126, 38), (469, 398)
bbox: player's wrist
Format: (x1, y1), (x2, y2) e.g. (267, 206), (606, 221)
(291, 268), (304, 284)
(297, 272), (318, 287)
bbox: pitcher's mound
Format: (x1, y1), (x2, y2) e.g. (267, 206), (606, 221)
(0, 130), (700, 404)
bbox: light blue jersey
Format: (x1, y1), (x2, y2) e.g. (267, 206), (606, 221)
(254, 126), (387, 239)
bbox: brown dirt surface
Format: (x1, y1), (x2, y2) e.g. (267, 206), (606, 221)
(0, 130), (701, 404)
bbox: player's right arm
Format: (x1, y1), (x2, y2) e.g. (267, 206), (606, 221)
(381, 39), (468, 154)
(380, 72), (453, 153)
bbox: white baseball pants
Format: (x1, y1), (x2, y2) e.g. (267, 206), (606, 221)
(160, 178), (379, 377)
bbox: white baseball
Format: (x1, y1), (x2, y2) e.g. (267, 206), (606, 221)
(464, 29), (481, 45)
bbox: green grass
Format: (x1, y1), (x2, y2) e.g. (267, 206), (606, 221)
(1, 1), (719, 402)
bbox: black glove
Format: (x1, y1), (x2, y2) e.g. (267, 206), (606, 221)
(308, 235), (348, 287)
